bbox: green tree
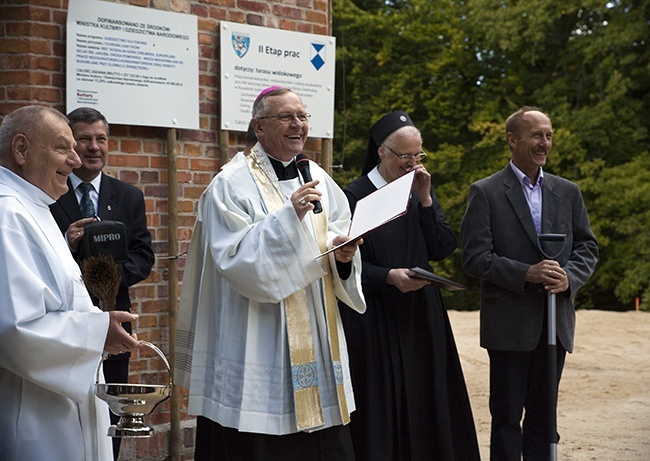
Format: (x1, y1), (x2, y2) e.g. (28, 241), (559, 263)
(333, 0), (650, 310)
(578, 153), (650, 310)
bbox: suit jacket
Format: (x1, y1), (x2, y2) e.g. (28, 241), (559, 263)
(50, 174), (155, 316)
(460, 165), (598, 353)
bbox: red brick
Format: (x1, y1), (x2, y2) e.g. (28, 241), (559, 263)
(0, 38), (30, 54)
(314, 0), (327, 11)
(109, 154), (149, 168)
(9, 22), (61, 40)
(297, 22), (313, 33)
(26, 0), (61, 8)
(7, 86), (60, 102)
(0, 71), (47, 85)
(246, 13), (264, 26)
(141, 170), (160, 183)
(52, 9), (68, 24)
(28, 38), (53, 54)
(204, 0), (235, 6)
(131, 125), (163, 139)
(189, 157), (218, 172)
(120, 140), (143, 153)
(177, 171), (192, 183)
(238, 0), (270, 13)
(31, 56), (61, 71)
(2, 6), (31, 21)
(177, 200), (196, 212)
(120, 170), (140, 183)
(7, 86), (32, 101)
(313, 23), (328, 34)
(192, 5), (210, 19)
(143, 140), (163, 154)
(306, 9), (326, 24)
(25, 6), (52, 22)
(273, 5), (304, 19)
(181, 184), (207, 199)
(51, 72), (65, 87)
(279, 19), (297, 30)
(52, 40), (65, 56)
(107, 125), (126, 137)
(144, 184), (171, 198)
(183, 143), (202, 157)
(137, 314), (159, 328)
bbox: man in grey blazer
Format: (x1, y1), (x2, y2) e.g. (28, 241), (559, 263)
(460, 107), (598, 461)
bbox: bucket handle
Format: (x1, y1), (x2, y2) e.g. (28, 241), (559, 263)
(95, 340), (172, 387)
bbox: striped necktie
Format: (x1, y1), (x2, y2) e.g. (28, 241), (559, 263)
(78, 182), (96, 218)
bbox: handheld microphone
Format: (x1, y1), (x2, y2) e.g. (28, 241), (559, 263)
(295, 153), (323, 214)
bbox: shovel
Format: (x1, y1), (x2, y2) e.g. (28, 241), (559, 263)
(537, 233), (567, 461)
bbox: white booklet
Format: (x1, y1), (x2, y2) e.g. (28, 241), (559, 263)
(318, 170), (415, 257)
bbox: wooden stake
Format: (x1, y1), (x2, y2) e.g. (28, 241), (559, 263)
(167, 127), (181, 460)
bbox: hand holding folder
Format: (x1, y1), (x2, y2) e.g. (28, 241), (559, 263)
(319, 171), (416, 257)
(408, 267), (467, 291)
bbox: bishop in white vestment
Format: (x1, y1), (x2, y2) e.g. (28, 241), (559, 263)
(175, 87), (365, 460)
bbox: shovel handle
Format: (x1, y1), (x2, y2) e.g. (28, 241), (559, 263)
(537, 233), (567, 260)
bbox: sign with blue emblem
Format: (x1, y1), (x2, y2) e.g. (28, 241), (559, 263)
(220, 21), (336, 138)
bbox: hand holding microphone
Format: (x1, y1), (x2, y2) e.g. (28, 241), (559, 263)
(296, 154), (323, 214)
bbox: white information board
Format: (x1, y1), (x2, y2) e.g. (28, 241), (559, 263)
(220, 21), (336, 139)
(66, 0), (199, 129)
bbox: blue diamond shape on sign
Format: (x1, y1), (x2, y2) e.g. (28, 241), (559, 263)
(311, 42), (325, 70)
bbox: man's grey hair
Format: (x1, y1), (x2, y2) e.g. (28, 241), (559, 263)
(0, 105), (67, 161)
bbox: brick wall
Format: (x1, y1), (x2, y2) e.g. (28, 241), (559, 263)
(0, 1), (330, 459)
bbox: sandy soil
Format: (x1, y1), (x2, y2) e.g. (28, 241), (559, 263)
(448, 309), (650, 461)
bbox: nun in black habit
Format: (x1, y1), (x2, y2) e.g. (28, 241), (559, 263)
(340, 111), (480, 461)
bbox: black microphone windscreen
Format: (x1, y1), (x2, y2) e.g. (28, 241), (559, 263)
(295, 154), (323, 214)
(296, 154), (312, 180)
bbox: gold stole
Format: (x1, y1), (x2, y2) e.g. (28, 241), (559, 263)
(312, 209), (351, 426)
(246, 149), (349, 431)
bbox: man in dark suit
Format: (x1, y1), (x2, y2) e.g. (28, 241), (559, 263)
(460, 106), (598, 461)
(50, 107), (155, 460)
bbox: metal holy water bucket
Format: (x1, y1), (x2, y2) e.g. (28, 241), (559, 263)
(94, 340), (172, 437)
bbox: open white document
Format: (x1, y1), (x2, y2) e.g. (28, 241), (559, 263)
(318, 170), (415, 257)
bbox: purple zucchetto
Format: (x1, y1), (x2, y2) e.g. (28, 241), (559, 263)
(255, 85), (286, 102)
(362, 110), (415, 175)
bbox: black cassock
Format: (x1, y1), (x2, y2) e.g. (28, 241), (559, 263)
(340, 175), (480, 461)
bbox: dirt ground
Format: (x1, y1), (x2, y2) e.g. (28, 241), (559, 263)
(448, 309), (650, 461)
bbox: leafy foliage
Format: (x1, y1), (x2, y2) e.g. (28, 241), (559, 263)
(333, 0), (650, 310)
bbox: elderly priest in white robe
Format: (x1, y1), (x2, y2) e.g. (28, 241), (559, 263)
(176, 86), (366, 461)
(0, 105), (140, 461)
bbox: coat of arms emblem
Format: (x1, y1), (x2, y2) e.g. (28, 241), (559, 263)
(232, 33), (250, 58)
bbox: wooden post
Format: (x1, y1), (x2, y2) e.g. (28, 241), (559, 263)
(220, 128), (230, 165)
(166, 128), (181, 460)
(323, 0), (334, 175)
(322, 138), (333, 175)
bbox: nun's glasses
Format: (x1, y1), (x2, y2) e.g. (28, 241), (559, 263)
(382, 144), (427, 161)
